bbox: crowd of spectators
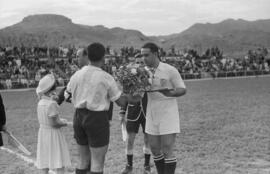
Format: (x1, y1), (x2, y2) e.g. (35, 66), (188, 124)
(0, 45), (77, 59)
(164, 54), (270, 79)
(163, 47), (270, 79)
(0, 45), (269, 89)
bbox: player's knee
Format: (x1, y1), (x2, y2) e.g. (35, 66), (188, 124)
(127, 137), (134, 146)
(162, 144), (174, 158)
(91, 154), (106, 171)
(126, 133), (136, 145)
(143, 145), (151, 154)
(77, 158), (90, 169)
(91, 163), (104, 172)
(144, 135), (149, 144)
(149, 145), (162, 156)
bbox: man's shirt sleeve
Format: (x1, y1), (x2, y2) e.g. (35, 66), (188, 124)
(108, 76), (122, 102)
(170, 67), (186, 89)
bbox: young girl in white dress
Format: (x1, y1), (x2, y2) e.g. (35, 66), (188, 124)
(36, 74), (71, 174)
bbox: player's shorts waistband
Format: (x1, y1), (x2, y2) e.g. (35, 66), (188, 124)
(75, 108), (108, 115)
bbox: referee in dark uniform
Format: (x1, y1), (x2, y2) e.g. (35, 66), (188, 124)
(120, 55), (152, 174)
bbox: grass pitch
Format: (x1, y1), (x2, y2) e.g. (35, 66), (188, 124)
(1, 76), (270, 174)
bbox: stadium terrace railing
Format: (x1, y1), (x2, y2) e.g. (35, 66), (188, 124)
(180, 70), (270, 80)
(0, 70), (269, 90)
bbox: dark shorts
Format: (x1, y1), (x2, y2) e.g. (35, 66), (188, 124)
(126, 104), (146, 134)
(108, 102), (113, 121)
(73, 108), (110, 147)
(0, 132), (3, 147)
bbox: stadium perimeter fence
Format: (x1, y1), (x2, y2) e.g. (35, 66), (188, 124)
(0, 70), (269, 90)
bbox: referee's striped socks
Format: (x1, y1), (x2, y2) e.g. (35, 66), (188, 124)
(164, 158), (177, 174)
(153, 154), (165, 174)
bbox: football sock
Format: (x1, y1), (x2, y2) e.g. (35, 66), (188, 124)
(153, 154), (165, 174)
(144, 153), (151, 166)
(164, 158), (177, 174)
(127, 154), (133, 167)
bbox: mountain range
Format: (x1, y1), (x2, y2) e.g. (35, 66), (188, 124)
(0, 14), (270, 57)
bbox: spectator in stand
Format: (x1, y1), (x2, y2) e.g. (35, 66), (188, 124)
(0, 45), (269, 89)
(35, 72), (41, 83)
(5, 79), (12, 89)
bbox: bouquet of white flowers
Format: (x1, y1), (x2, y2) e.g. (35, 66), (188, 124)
(114, 64), (152, 95)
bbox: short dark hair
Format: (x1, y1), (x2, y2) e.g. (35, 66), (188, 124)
(87, 43), (105, 62)
(142, 42), (159, 53)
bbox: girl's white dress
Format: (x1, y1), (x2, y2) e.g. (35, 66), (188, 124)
(36, 96), (71, 169)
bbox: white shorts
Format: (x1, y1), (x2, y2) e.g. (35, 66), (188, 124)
(145, 99), (180, 135)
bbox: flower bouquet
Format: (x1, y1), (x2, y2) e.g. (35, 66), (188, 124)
(114, 64), (152, 95)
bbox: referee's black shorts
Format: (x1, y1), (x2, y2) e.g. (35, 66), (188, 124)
(73, 108), (110, 147)
(126, 104), (146, 134)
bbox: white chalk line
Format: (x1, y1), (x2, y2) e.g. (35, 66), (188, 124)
(185, 74), (270, 82)
(0, 146), (74, 174)
(0, 146), (35, 164)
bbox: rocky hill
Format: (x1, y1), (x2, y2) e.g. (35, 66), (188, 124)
(158, 19), (270, 56)
(1, 14), (270, 56)
(0, 14), (153, 50)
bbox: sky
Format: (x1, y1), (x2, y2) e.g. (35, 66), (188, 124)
(0, 0), (270, 36)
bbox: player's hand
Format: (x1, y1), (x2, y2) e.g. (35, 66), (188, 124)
(56, 87), (66, 105)
(59, 118), (69, 127)
(126, 93), (142, 104)
(52, 95), (59, 102)
(119, 114), (126, 125)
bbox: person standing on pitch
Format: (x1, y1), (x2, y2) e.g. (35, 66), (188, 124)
(56, 48), (93, 174)
(0, 93), (7, 147)
(66, 43), (129, 174)
(52, 48), (89, 105)
(77, 48), (90, 69)
(35, 74), (71, 174)
(57, 47), (89, 105)
(119, 55), (151, 174)
(141, 42), (186, 174)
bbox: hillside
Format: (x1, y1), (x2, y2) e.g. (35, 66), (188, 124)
(1, 14), (270, 56)
(0, 14), (152, 50)
(159, 19), (270, 56)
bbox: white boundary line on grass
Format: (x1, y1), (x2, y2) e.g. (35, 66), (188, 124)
(0, 146), (35, 164)
(0, 88), (36, 93)
(185, 74), (270, 82)
(0, 146), (60, 174)
(1, 74), (270, 93)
